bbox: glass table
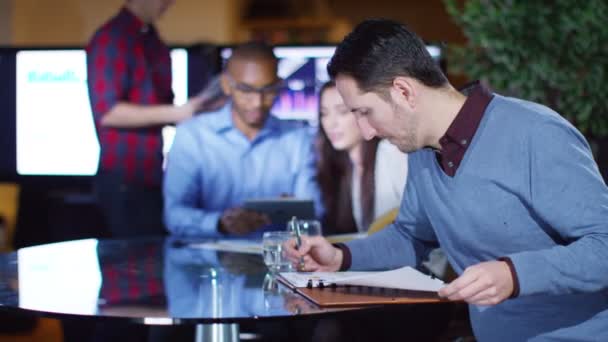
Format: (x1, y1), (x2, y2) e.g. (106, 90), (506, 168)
(0, 237), (368, 341)
(0, 237), (453, 341)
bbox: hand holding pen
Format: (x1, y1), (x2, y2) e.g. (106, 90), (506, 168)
(289, 216), (306, 270)
(283, 229), (344, 272)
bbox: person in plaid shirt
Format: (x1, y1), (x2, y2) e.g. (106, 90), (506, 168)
(86, 0), (203, 239)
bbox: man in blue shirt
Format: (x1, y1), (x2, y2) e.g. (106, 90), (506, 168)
(164, 42), (321, 237)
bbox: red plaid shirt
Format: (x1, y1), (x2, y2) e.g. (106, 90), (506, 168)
(86, 7), (173, 186)
(99, 243), (164, 306)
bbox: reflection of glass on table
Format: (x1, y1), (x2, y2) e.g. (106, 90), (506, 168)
(263, 273), (287, 312)
(263, 272), (317, 315)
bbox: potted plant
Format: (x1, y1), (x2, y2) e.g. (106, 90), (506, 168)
(444, 0), (608, 179)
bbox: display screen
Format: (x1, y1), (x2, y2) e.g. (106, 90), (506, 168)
(220, 46), (334, 122)
(10, 44), (443, 177)
(15, 48), (188, 176)
(220, 45), (443, 123)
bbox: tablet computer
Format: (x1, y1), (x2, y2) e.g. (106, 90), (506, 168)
(243, 198), (315, 225)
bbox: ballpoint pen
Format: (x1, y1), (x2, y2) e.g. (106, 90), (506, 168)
(290, 216), (305, 270)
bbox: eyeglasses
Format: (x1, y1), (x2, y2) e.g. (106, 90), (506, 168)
(226, 75), (284, 97)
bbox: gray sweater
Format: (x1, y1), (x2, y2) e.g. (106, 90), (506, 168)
(346, 95), (608, 341)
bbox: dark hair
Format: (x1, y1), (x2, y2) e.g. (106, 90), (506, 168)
(315, 81), (379, 234)
(226, 41), (278, 72)
(327, 19), (448, 94)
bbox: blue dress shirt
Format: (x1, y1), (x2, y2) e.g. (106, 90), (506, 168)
(163, 103), (321, 237)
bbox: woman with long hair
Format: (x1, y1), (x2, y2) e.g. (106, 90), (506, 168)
(311, 81), (449, 342)
(316, 80), (408, 235)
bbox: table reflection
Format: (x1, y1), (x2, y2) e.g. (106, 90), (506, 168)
(262, 273), (318, 315)
(165, 241), (258, 319)
(18, 239), (102, 315)
(0, 237), (359, 324)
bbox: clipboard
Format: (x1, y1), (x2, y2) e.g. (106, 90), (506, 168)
(291, 286), (447, 308)
(277, 266), (450, 308)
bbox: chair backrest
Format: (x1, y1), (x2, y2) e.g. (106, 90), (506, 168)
(0, 182), (20, 252)
(367, 207), (399, 235)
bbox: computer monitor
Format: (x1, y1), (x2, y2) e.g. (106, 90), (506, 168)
(219, 44), (444, 123)
(7, 43), (444, 178)
(14, 48), (188, 177)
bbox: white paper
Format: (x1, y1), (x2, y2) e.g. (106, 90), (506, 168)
(190, 240), (262, 255)
(332, 266), (444, 292)
(280, 266), (444, 292)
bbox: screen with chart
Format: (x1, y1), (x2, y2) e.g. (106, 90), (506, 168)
(220, 46), (334, 122)
(14, 48), (188, 176)
(220, 44), (444, 123)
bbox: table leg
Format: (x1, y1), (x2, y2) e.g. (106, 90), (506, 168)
(195, 323), (239, 342)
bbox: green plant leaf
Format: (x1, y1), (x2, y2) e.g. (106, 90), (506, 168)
(444, 0), (608, 137)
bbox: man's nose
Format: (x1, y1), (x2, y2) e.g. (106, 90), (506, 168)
(357, 117), (377, 140)
(250, 92), (263, 107)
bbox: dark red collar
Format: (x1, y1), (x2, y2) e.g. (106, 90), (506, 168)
(436, 81), (494, 176)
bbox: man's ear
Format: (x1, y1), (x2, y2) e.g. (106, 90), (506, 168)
(220, 73), (232, 95)
(390, 76), (417, 109)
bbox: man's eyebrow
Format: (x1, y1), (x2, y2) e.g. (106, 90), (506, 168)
(238, 80), (278, 88)
(228, 75), (280, 88)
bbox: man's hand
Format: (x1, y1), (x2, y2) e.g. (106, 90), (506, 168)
(218, 208), (271, 236)
(283, 235), (343, 272)
(438, 260), (514, 305)
(174, 95), (206, 122)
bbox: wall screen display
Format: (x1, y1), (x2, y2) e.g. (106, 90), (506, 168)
(13, 44), (442, 177)
(220, 45), (443, 123)
(220, 46), (336, 122)
(15, 49), (187, 176)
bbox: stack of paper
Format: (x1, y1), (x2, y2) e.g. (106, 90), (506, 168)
(279, 266), (444, 292)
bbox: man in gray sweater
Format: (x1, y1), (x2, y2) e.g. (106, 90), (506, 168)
(285, 19), (608, 341)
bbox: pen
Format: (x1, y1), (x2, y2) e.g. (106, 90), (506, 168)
(290, 216), (305, 270)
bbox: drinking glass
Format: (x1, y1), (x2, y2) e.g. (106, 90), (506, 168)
(262, 231), (294, 273)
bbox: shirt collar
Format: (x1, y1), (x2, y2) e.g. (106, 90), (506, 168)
(441, 81), (494, 149)
(434, 81), (494, 177)
(119, 7), (152, 34)
(209, 102), (282, 137)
